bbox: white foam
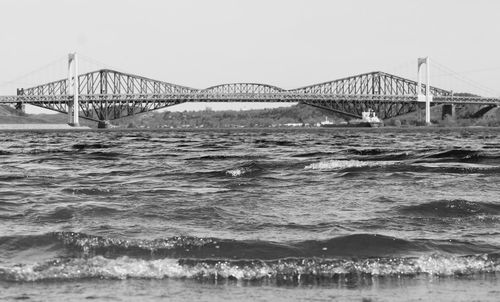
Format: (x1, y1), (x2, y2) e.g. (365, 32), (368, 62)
(0, 256), (272, 281)
(1, 254), (498, 282)
(226, 168), (244, 177)
(304, 160), (392, 171)
(411, 162), (497, 171)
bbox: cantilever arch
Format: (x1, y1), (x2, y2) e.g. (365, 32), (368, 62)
(417, 57), (432, 125)
(67, 52), (79, 126)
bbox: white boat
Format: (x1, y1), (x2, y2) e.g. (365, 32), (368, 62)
(320, 109), (383, 128)
(318, 117), (335, 127)
(356, 109), (383, 127)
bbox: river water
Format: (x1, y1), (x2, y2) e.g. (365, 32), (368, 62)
(0, 128), (499, 301)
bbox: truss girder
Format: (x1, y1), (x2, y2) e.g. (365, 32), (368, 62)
(301, 99), (419, 120)
(3, 70), (498, 121)
(2, 93), (500, 121)
(3, 94), (500, 105)
(21, 69), (197, 97)
(202, 83), (285, 94)
(291, 72), (450, 97)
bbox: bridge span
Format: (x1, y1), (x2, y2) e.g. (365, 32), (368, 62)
(1, 55), (499, 127)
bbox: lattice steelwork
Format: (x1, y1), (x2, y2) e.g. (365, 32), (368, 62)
(196, 83), (286, 102)
(2, 69), (498, 123)
(17, 69), (197, 122)
(291, 72), (451, 119)
(202, 83), (285, 94)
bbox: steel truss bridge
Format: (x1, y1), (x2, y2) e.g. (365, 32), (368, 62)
(1, 69), (499, 123)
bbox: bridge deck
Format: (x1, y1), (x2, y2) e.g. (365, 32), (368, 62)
(1, 69), (498, 121)
(1, 94), (499, 105)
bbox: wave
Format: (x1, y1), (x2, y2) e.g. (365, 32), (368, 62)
(225, 161), (264, 177)
(25, 149), (72, 155)
(186, 155), (260, 161)
(304, 160), (395, 171)
(397, 199), (500, 217)
(407, 162), (500, 174)
(1, 232), (497, 261)
(35, 207), (75, 223)
(72, 143), (115, 150)
(61, 188), (115, 196)
(310, 148), (413, 161)
(253, 139), (297, 147)
(31, 204), (122, 223)
(1, 145), (125, 156)
(170, 206), (229, 221)
(1, 253), (498, 282)
(87, 151), (123, 159)
(0, 213), (24, 220)
(346, 148), (386, 156)
(306, 160), (500, 174)
(368, 152), (414, 161)
(420, 149), (500, 164)
(0, 174), (27, 181)
(425, 149), (480, 159)
(296, 149), (500, 173)
(291, 151), (338, 158)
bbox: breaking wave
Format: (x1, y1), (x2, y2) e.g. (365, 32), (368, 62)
(408, 162), (500, 174)
(304, 160), (395, 171)
(225, 162), (264, 177)
(1, 254), (498, 282)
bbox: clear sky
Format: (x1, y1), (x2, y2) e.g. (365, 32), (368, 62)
(1, 0), (499, 113)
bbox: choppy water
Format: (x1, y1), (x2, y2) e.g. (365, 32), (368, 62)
(0, 128), (499, 301)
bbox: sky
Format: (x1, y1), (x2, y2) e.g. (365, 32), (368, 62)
(1, 0), (499, 113)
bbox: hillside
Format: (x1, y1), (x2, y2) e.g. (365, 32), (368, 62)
(385, 104), (500, 127)
(0, 105), (51, 124)
(115, 104), (344, 128)
(1, 103), (499, 128)
(0, 105), (94, 126)
(117, 103), (500, 128)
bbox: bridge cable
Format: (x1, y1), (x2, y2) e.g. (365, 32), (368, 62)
(431, 59), (499, 97)
(0, 55), (67, 88)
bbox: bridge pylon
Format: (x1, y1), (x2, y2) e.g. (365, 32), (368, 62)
(417, 57), (432, 125)
(67, 52), (79, 126)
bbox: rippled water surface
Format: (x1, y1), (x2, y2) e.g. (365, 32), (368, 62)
(0, 128), (499, 301)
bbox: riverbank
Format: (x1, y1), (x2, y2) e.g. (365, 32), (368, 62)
(0, 124), (90, 130)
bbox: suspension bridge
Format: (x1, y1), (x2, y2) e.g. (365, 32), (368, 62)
(0, 54), (499, 127)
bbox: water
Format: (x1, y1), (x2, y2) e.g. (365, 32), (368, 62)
(0, 128), (499, 301)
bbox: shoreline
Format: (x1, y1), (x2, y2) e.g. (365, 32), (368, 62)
(0, 124), (91, 130)
(0, 124), (498, 131)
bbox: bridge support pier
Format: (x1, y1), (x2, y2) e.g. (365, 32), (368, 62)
(67, 53), (79, 127)
(442, 104), (455, 120)
(15, 102), (25, 113)
(97, 120), (112, 129)
(15, 89), (25, 114)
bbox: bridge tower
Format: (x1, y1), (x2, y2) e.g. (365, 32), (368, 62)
(417, 57), (432, 125)
(67, 52), (79, 126)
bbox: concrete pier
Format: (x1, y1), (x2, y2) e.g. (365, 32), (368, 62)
(97, 120), (112, 129)
(442, 104), (455, 119)
(15, 102), (25, 113)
